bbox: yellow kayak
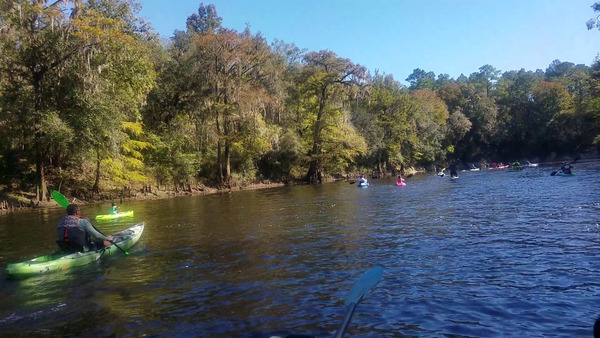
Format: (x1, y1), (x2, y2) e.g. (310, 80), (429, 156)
(95, 210), (134, 220)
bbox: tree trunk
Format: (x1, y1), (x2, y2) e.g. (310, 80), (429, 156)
(216, 110), (223, 185)
(306, 87), (328, 183)
(34, 69), (47, 202)
(224, 116), (231, 186)
(377, 150), (383, 177)
(35, 159), (47, 202)
(92, 148), (101, 194)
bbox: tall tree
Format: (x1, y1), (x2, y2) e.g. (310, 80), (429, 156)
(531, 81), (574, 153)
(0, 0), (86, 201)
(368, 76), (412, 172)
(407, 89), (449, 164)
(186, 3), (222, 34)
(300, 50), (368, 183)
(188, 15), (281, 185)
(469, 64), (500, 97)
(0, 0), (155, 200)
(406, 68), (436, 90)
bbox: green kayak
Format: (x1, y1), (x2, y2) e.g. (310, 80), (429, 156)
(5, 223), (144, 278)
(95, 210), (134, 220)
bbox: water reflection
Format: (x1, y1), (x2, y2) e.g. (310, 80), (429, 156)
(1, 163), (599, 336)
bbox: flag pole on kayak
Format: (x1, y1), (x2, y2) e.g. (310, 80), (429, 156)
(51, 190), (129, 255)
(333, 266), (383, 338)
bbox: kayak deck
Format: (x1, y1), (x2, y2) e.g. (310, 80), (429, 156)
(5, 223), (145, 278)
(95, 210), (134, 220)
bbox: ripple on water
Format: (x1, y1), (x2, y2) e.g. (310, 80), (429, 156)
(0, 164), (599, 336)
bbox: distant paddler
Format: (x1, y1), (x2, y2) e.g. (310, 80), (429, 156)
(110, 202), (119, 215)
(449, 163), (458, 178)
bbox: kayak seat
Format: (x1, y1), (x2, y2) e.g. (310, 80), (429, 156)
(56, 240), (86, 253)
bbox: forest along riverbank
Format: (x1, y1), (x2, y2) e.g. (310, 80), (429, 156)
(0, 158), (590, 213)
(0, 165), (426, 213)
(0, 172), (367, 213)
(0, 158), (579, 213)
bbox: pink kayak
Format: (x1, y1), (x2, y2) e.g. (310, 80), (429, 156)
(396, 181), (406, 186)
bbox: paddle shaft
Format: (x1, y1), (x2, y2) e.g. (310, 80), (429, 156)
(334, 302), (358, 338)
(90, 223), (129, 255)
(334, 266), (383, 337)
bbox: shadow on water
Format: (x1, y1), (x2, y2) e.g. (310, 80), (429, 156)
(1, 162), (600, 336)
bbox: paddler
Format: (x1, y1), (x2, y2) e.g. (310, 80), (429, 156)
(57, 204), (113, 252)
(358, 174), (368, 185)
(110, 202), (118, 215)
(560, 161), (573, 175)
(449, 163), (458, 178)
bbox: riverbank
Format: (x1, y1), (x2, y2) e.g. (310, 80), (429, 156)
(0, 181), (289, 214)
(6, 156), (591, 214)
(0, 176), (349, 213)
(0, 166), (429, 214)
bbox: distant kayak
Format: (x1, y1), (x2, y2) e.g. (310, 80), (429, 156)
(357, 183), (369, 188)
(451, 176), (459, 180)
(6, 223), (144, 278)
(525, 163), (538, 167)
(396, 181), (406, 186)
(554, 171), (574, 176)
(95, 210), (134, 220)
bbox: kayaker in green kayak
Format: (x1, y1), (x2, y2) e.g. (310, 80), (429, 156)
(110, 202), (118, 215)
(57, 204), (113, 252)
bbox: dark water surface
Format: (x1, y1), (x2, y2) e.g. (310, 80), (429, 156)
(1, 163), (600, 337)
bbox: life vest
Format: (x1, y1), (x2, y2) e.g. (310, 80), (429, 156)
(57, 215), (89, 250)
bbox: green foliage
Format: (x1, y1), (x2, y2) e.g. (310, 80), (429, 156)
(587, 2), (600, 30)
(186, 3), (223, 34)
(99, 122), (151, 187)
(319, 109), (367, 173)
(406, 68), (436, 90)
(1, 1), (599, 199)
(446, 111), (472, 144)
(37, 111), (74, 160)
(0, 0), (156, 197)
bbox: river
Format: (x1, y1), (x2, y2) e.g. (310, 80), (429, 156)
(1, 162), (599, 336)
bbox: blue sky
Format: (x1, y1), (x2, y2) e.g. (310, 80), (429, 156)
(137, 0), (600, 84)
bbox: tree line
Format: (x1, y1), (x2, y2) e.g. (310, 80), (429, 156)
(1, 1), (599, 203)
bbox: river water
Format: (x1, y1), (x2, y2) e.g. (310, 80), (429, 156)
(1, 162), (599, 337)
